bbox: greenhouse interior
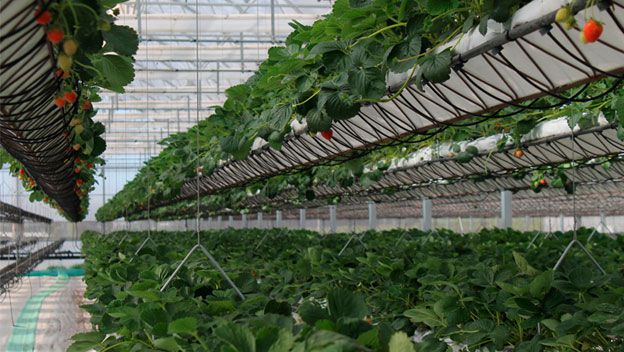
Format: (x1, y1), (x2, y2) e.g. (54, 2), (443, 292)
(1, 0), (624, 351)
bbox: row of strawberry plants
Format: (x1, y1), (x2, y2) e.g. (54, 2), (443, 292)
(0, 0), (137, 220)
(95, 0), (624, 221)
(72, 227), (624, 351)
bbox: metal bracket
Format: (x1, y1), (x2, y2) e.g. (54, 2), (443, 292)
(338, 232), (367, 256)
(160, 243), (245, 300)
(553, 239), (606, 275)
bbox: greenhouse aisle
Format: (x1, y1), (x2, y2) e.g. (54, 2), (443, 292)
(0, 269), (89, 351)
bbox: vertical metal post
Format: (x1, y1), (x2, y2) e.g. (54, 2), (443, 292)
(270, 0), (276, 42)
(299, 208), (306, 229)
(217, 215), (222, 229)
(102, 164), (106, 234)
(207, 216), (212, 229)
(422, 198), (432, 232)
(559, 214), (564, 232)
(329, 205), (337, 234)
(501, 190), (512, 229)
(367, 201), (377, 230)
(242, 214), (248, 228)
(228, 215), (233, 228)
(257, 212), (263, 228)
(275, 210), (282, 228)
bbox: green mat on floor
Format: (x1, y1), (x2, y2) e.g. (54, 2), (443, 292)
(25, 267), (84, 277)
(6, 275), (70, 352)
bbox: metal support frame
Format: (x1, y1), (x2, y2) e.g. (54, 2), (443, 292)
(422, 198), (432, 232)
(228, 215), (233, 227)
(257, 212), (263, 228)
(160, 242), (245, 299)
(587, 210), (614, 241)
(338, 232), (367, 256)
(501, 190), (512, 229)
(217, 215), (222, 229)
(329, 205), (337, 234)
(553, 239), (606, 275)
(241, 213), (248, 228)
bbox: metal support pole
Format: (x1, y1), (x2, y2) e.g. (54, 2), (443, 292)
(329, 205), (337, 234)
(275, 210), (282, 228)
(299, 208), (306, 229)
(422, 198), (432, 232)
(367, 201), (377, 230)
(217, 216), (222, 229)
(228, 215), (233, 228)
(207, 216), (212, 229)
(257, 212), (263, 228)
(559, 214), (564, 232)
(242, 214), (248, 228)
(501, 190), (512, 229)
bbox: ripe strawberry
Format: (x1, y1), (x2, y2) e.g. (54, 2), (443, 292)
(582, 19), (603, 43)
(74, 167), (81, 174)
(64, 91), (78, 104)
(63, 38), (78, 56)
(76, 179), (84, 186)
(46, 28), (64, 44)
(19, 169), (25, 176)
(54, 68), (63, 77)
(513, 148), (524, 158)
(87, 162), (93, 169)
(321, 129), (333, 140)
(54, 96), (66, 108)
(34, 9), (52, 25)
(539, 179), (547, 186)
(75, 157), (81, 163)
(81, 100), (92, 110)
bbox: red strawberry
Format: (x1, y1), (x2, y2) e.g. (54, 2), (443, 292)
(76, 179), (83, 186)
(34, 9), (52, 25)
(539, 179), (547, 186)
(321, 129), (333, 140)
(582, 19), (603, 43)
(54, 68), (63, 77)
(19, 169), (25, 176)
(47, 28), (64, 44)
(81, 100), (92, 110)
(64, 91), (77, 104)
(87, 163), (93, 169)
(74, 167), (81, 174)
(514, 148), (524, 158)
(54, 96), (66, 108)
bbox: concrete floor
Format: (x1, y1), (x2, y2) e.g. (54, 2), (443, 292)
(0, 263), (89, 352)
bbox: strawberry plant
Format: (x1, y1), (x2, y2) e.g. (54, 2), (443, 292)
(0, 0), (138, 220)
(71, 227), (624, 351)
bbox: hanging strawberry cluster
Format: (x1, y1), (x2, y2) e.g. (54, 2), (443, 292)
(0, 0), (138, 220)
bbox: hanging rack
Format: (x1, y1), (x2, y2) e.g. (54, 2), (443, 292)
(159, 0), (244, 300)
(552, 132), (606, 274)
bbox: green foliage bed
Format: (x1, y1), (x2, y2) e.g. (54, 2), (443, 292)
(71, 228), (624, 351)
